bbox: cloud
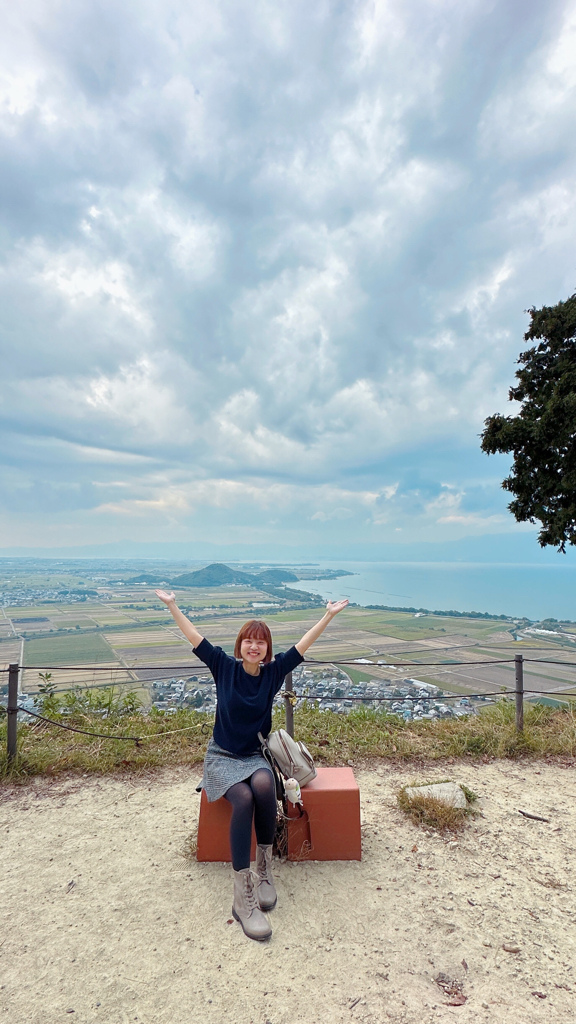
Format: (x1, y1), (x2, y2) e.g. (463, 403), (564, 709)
(437, 513), (507, 527)
(1, 0), (575, 550)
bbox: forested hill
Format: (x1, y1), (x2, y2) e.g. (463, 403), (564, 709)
(170, 563), (298, 587)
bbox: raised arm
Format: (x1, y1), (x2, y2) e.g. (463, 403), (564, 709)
(155, 590), (205, 648)
(295, 599), (349, 656)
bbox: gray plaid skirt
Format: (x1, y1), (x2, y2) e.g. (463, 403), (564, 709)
(200, 737), (273, 802)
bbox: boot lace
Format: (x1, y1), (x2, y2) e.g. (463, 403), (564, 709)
(243, 869), (259, 911)
(257, 848), (273, 885)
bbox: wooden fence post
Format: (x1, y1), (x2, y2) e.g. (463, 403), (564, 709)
(514, 653), (524, 733)
(7, 663), (19, 762)
(284, 671), (294, 738)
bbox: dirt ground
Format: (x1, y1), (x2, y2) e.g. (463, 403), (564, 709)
(1, 759), (575, 1024)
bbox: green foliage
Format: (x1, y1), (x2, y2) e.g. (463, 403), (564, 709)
(32, 682), (143, 718)
(459, 783), (479, 804)
(481, 293), (576, 551)
(0, 706), (210, 778)
(34, 673), (59, 716)
(2, 700), (576, 780)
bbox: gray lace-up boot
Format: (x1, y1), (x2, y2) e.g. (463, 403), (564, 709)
(255, 844), (277, 911)
(232, 868), (272, 941)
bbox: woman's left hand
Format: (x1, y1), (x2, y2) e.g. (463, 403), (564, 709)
(326, 599), (349, 616)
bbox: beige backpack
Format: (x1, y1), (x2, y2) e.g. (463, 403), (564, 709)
(258, 729), (317, 788)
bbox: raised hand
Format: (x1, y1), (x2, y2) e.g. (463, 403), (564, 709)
(295, 598), (349, 654)
(155, 591), (205, 647)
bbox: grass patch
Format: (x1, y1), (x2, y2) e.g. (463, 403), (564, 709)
(397, 780), (479, 832)
(286, 700), (576, 762)
(1, 700), (576, 782)
(337, 666), (380, 685)
(0, 707), (211, 779)
(459, 782), (479, 804)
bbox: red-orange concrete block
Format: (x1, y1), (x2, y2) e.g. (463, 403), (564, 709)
(287, 766), (361, 861)
(196, 789), (256, 862)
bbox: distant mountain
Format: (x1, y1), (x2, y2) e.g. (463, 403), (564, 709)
(171, 563), (300, 588)
(5, 532), (576, 565)
(254, 568), (298, 584)
(172, 563), (254, 587)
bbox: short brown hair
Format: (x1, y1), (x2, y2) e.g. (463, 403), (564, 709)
(234, 620), (273, 663)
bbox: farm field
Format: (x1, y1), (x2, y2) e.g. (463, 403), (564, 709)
(0, 641), (23, 673)
(19, 665), (136, 693)
(342, 610), (514, 642)
(109, 630), (189, 648)
(3, 561), (576, 705)
(15, 633), (131, 694)
(24, 633), (118, 666)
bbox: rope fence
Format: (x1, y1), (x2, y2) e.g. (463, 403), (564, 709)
(1, 704), (211, 746)
(2, 652), (576, 762)
(2, 654), (576, 670)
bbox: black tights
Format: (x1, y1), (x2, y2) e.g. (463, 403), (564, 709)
(225, 769), (277, 870)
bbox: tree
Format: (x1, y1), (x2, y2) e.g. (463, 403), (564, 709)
(480, 293), (576, 552)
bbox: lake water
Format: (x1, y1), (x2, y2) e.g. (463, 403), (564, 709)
(286, 561), (576, 621)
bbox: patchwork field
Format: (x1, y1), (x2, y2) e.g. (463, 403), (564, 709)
(24, 633), (118, 666)
(2, 565), (576, 704)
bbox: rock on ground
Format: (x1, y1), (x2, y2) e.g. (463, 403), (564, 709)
(404, 781), (468, 808)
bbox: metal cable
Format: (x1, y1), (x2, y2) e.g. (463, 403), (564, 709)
(303, 657), (516, 666)
(288, 690), (507, 702)
(12, 657), (575, 671)
(521, 658), (576, 665)
(27, 676), (212, 696)
(18, 664), (205, 671)
(7, 654), (576, 670)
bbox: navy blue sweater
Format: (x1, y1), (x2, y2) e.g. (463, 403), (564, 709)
(193, 638), (303, 756)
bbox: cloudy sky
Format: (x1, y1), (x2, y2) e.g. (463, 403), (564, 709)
(2, 0), (576, 557)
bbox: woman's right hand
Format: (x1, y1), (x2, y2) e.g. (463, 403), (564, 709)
(155, 589), (176, 605)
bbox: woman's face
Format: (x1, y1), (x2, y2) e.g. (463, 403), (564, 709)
(240, 636), (269, 666)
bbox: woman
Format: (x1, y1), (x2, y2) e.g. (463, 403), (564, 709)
(155, 589), (348, 941)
